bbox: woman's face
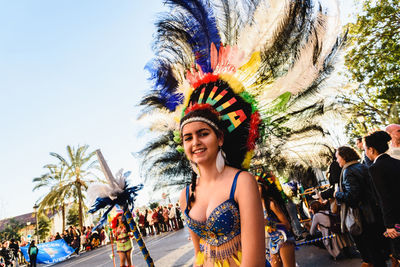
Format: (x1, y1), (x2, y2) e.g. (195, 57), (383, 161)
(364, 144), (377, 161)
(182, 121), (222, 166)
(336, 151), (346, 167)
(117, 215), (123, 224)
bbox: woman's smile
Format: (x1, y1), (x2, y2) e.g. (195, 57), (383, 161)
(182, 121), (222, 165)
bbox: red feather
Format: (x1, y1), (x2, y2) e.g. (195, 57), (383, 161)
(192, 73), (219, 89)
(185, 103), (220, 117)
(246, 111), (261, 150)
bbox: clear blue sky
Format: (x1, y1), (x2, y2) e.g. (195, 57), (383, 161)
(0, 1), (357, 219)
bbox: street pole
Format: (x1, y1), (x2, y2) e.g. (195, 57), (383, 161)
(33, 204), (39, 243)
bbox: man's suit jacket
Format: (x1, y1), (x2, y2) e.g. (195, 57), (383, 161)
(369, 153), (400, 228)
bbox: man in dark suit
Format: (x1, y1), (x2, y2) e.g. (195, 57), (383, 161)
(365, 131), (400, 262)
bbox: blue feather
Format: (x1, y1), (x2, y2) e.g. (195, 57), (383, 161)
(144, 59), (183, 111)
(165, 0), (221, 72)
(88, 182), (144, 230)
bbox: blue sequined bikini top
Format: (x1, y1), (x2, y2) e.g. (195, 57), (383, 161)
(184, 171), (242, 247)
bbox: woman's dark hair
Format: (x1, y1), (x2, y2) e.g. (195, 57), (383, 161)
(259, 181), (289, 220)
(116, 214), (130, 230)
(337, 146), (360, 162)
(364, 131), (391, 154)
(310, 201), (324, 213)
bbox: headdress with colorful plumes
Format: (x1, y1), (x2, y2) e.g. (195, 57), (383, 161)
(139, 0), (346, 184)
(255, 171), (288, 203)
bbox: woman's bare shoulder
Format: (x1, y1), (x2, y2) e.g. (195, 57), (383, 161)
(234, 169), (257, 187)
(179, 186), (189, 210)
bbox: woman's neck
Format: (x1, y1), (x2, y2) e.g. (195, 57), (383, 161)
(197, 162), (222, 183)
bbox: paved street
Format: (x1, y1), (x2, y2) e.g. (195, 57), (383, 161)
(40, 228), (370, 267)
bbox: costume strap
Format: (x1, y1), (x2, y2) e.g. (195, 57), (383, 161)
(229, 170), (242, 200)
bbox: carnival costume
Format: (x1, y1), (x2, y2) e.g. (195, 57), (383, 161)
(257, 172), (295, 263)
(185, 170), (242, 266)
(264, 211), (295, 255)
(111, 213), (133, 252)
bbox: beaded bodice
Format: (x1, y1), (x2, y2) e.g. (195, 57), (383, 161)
(184, 171), (241, 246)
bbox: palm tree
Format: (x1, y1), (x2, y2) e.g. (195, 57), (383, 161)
(49, 145), (99, 232)
(33, 164), (70, 231)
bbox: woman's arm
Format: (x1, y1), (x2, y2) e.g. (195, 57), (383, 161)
(335, 169), (361, 206)
(309, 213), (320, 236)
(269, 200), (291, 230)
(236, 172), (266, 267)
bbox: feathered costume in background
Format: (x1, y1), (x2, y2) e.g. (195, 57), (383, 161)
(87, 150), (154, 267)
(139, 0), (346, 187)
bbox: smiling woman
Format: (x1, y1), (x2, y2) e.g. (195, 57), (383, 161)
(179, 104), (265, 267)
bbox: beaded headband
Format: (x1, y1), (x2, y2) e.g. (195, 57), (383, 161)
(180, 116), (220, 133)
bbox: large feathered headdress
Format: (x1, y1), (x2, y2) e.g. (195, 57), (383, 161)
(139, 0), (346, 183)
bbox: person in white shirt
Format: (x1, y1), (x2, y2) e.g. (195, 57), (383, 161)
(386, 124), (400, 160)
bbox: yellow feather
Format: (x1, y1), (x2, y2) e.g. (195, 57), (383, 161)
(239, 52), (261, 73)
(195, 251), (205, 266)
(223, 259), (230, 267)
(232, 254), (241, 266)
(238, 251), (242, 262)
(234, 52), (261, 90)
(242, 150), (253, 169)
(219, 74), (245, 94)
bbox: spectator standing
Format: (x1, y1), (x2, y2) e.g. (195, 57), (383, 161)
(54, 232), (61, 240)
(0, 241), (12, 267)
(386, 124), (400, 160)
(157, 207), (165, 232)
(147, 209), (154, 235)
(144, 209), (150, 235)
(168, 203), (177, 230)
(163, 206), (171, 231)
(138, 212), (147, 237)
(365, 131), (400, 264)
(152, 208), (160, 235)
(28, 241), (39, 267)
(175, 203), (184, 229)
(9, 239), (19, 266)
(334, 146), (388, 267)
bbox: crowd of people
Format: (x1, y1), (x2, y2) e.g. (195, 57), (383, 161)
(309, 124), (400, 267)
(134, 203), (185, 237)
(0, 239), (22, 267)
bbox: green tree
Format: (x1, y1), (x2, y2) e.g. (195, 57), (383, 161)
(66, 203), (79, 227)
(37, 215), (51, 241)
(50, 145), (99, 232)
(343, 0), (400, 138)
(0, 219), (23, 240)
(33, 164), (70, 231)
(34, 145), (99, 233)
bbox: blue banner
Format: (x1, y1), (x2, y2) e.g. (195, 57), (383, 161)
(21, 239), (75, 264)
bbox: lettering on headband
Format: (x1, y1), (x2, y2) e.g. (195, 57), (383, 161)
(221, 110), (247, 132)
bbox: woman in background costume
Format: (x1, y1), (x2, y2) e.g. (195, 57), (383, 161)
(111, 213), (134, 267)
(258, 174), (296, 267)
